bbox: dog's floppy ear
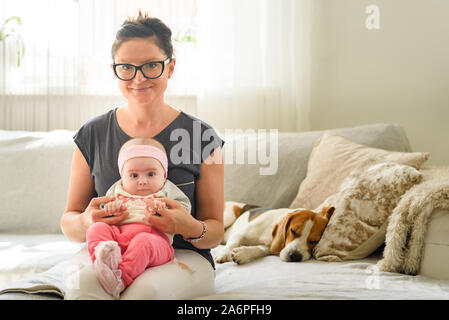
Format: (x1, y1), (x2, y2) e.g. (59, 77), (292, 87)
(319, 206), (335, 220)
(270, 213), (293, 255)
(312, 206), (335, 241)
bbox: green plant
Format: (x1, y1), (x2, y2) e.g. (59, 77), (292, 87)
(0, 16), (25, 67)
(173, 25), (197, 48)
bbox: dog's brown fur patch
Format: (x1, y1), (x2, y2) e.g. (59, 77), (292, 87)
(232, 204), (260, 219)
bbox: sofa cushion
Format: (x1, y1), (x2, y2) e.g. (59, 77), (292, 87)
(289, 131), (429, 211)
(313, 162), (423, 262)
(0, 130), (75, 233)
(224, 123), (415, 209)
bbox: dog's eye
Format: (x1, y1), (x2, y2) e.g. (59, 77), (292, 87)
(309, 240), (319, 245)
(290, 228), (298, 236)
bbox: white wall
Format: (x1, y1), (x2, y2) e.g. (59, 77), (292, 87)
(310, 0), (449, 165)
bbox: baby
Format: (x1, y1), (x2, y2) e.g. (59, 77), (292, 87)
(86, 137), (191, 299)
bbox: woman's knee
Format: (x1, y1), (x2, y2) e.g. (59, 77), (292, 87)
(64, 247), (215, 300)
(120, 249), (215, 300)
(64, 264), (113, 300)
(63, 247), (113, 300)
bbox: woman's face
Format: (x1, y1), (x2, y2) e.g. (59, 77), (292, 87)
(112, 38), (175, 106)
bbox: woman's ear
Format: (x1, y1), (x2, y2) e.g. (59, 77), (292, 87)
(168, 58), (176, 79)
(111, 63), (118, 79)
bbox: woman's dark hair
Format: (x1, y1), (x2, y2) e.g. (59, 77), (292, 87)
(111, 10), (173, 61)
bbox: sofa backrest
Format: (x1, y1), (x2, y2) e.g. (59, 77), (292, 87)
(0, 123), (412, 234)
(223, 123), (412, 209)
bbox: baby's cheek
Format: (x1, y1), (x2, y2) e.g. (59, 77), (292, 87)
(150, 178), (165, 193)
(121, 178), (137, 194)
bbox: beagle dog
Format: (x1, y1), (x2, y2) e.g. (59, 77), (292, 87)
(215, 204), (334, 265)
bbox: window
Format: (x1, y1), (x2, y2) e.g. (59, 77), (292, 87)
(0, 0), (198, 96)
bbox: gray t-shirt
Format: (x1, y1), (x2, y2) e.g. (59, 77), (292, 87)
(73, 108), (224, 268)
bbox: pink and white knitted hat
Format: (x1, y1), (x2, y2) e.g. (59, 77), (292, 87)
(117, 145), (168, 178)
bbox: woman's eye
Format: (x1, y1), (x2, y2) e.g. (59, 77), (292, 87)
(120, 64), (132, 71)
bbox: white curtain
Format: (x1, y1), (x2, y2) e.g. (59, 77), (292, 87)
(196, 0), (311, 132)
(0, 0), (119, 131)
(0, 0), (198, 131)
(0, 0), (311, 132)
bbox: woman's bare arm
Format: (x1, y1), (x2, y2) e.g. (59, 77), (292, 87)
(60, 146), (127, 242)
(191, 147), (225, 249)
(60, 146), (95, 242)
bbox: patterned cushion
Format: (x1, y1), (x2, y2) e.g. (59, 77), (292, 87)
(312, 162), (423, 261)
(289, 131), (429, 211)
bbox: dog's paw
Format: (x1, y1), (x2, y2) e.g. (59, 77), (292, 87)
(231, 247), (253, 265)
(213, 249), (233, 264)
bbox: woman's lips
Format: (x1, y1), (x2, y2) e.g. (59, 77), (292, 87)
(130, 86), (152, 91)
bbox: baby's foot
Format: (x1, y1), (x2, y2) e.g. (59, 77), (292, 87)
(94, 241), (124, 299)
(94, 261), (124, 299)
(94, 241), (122, 270)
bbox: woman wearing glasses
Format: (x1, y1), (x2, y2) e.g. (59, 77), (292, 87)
(61, 11), (224, 300)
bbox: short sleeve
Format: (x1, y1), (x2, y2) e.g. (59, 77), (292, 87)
(73, 123), (92, 171)
(199, 122), (225, 164)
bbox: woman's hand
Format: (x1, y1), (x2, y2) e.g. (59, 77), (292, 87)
(81, 196), (129, 228)
(143, 197), (201, 238)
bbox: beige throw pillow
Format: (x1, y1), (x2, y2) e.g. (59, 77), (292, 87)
(312, 162), (423, 262)
(289, 131), (430, 210)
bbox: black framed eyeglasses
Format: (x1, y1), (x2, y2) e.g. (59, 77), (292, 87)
(113, 58), (171, 81)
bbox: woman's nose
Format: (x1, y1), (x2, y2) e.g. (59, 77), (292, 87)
(134, 69), (147, 83)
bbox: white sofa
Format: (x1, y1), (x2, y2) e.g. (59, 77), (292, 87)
(0, 123), (448, 300)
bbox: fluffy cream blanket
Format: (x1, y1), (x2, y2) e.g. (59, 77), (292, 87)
(377, 166), (449, 275)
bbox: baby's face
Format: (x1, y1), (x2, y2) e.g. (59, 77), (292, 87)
(121, 157), (166, 196)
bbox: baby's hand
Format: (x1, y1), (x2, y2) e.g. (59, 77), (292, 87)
(152, 199), (167, 212)
(143, 198), (166, 218)
(103, 200), (126, 217)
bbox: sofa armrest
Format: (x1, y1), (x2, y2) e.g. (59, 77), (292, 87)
(419, 208), (449, 280)
(0, 130), (75, 234)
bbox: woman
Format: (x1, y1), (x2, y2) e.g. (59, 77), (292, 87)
(60, 12), (224, 300)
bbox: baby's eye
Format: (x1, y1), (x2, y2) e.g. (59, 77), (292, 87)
(130, 173), (138, 178)
(148, 172), (155, 177)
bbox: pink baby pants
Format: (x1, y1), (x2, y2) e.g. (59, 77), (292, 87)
(86, 222), (174, 288)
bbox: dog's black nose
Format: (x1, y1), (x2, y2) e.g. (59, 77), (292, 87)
(288, 251), (302, 262)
